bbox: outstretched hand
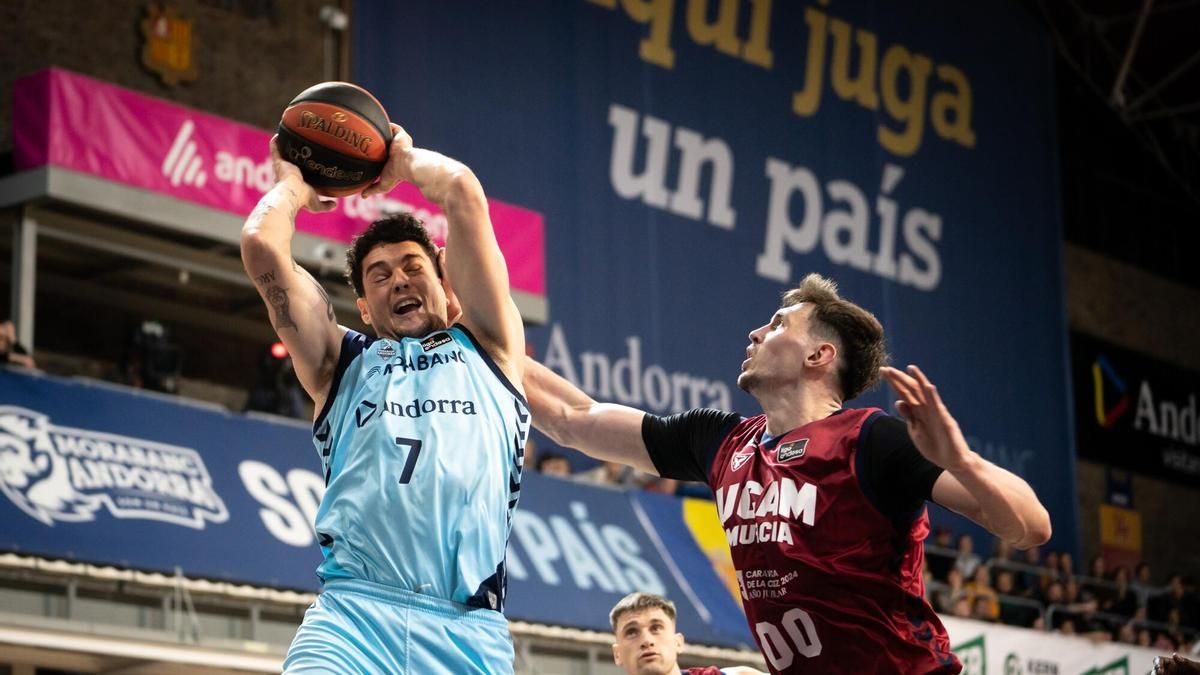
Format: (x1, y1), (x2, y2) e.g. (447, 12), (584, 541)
(269, 137), (337, 213)
(880, 365), (971, 471)
(362, 123), (414, 198)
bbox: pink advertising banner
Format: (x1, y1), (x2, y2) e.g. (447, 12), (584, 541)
(12, 68), (544, 297)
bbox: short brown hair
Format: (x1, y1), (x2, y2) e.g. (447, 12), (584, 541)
(609, 592), (677, 632)
(344, 214), (440, 297)
(782, 274), (887, 401)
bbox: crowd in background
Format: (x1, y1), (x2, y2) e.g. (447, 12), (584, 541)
(532, 443), (1199, 650)
(5, 319), (1198, 652)
(924, 528), (1199, 651)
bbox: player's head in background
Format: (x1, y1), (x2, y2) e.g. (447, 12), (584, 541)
(345, 214), (459, 340)
(610, 592), (685, 675)
(738, 273), (886, 404)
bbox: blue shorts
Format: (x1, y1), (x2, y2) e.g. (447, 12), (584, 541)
(283, 578), (513, 674)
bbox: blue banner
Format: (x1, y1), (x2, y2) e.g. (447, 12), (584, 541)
(352, 0), (1078, 554)
(507, 473), (752, 645)
(0, 369), (753, 647)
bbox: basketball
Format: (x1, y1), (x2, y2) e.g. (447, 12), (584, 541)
(276, 81), (393, 197)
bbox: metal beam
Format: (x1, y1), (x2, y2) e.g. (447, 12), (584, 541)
(1130, 99), (1200, 122)
(1110, 0), (1154, 108)
(11, 208), (38, 351)
(0, 167), (343, 273)
(1126, 47), (1200, 112)
(0, 170), (549, 324)
(1098, 0), (1200, 26)
(0, 260), (278, 345)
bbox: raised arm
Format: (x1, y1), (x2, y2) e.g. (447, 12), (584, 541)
(523, 357), (659, 474)
(240, 140), (345, 413)
(881, 365), (1053, 550)
(364, 125), (524, 384)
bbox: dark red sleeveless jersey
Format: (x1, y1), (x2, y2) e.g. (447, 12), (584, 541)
(710, 408), (959, 675)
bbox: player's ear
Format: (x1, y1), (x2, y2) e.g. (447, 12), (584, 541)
(674, 632), (684, 650)
(611, 643), (621, 666)
(357, 297), (372, 325)
(808, 341), (837, 368)
(435, 247), (463, 323)
(435, 247), (448, 278)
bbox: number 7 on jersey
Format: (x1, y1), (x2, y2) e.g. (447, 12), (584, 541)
(394, 436), (423, 484)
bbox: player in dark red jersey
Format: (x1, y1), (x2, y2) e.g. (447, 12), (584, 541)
(610, 592), (766, 675)
(524, 274), (1052, 674)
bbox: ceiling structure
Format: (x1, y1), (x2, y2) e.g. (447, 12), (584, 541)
(1025, 0), (1200, 288)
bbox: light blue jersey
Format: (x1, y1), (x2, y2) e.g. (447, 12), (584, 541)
(311, 324), (527, 612)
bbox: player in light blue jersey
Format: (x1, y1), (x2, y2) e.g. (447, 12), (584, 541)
(241, 123), (527, 674)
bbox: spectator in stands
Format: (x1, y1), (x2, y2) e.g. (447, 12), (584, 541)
(990, 537), (1013, 566)
(1138, 627), (1154, 647)
(1062, 576), (1109, 640)
(954, 533), (982, 581)
(1058, 551), (1076, 579)
(1160, 608), (1188, 651)
(1043, 580), (1072, 630)
(1151, 575), (1198, 627)
(1040, 551), (1064, 594)
(535, 451), (572, 477)
(608, 592), (766, 675)
(1104, 565), (1139, 619)
(1083, 555), (1115, 607)
(995, 570), (1038, 628)
(0, 319), (35, 369)
(1154, 615), (1182, 651)
(926, 527), (955, 582)
(1015, 545), (1042, 596)
(1117, 620), (1137, 645)
(1134, 561), (1156, 609)
(970, 595), (996, 623)
(965, 565), (999, 621)
(576, 461), (652, 488)
(951, 596), (972, 619)
(644, 477), (680, 495)
(935, 567), (967, 615)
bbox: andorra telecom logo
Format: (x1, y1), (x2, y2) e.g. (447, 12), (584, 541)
(1092, 354), (1131, 429)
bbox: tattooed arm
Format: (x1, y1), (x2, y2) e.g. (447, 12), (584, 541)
(240, 139), (344, 414)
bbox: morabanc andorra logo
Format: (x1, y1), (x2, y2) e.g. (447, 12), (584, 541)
(377, 341), (397, 359)
(0, 406), (228, 529)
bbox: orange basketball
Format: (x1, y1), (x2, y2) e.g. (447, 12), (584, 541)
(276, 82), (393, 197)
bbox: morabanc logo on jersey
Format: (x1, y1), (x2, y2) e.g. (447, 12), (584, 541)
(0, 406), (229, 529)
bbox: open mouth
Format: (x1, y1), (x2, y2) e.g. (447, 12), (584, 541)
(392, 299), (421, 316)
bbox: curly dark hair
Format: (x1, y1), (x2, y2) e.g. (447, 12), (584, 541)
(344, 214), (440, 297)
(781, 274), (888, 402)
